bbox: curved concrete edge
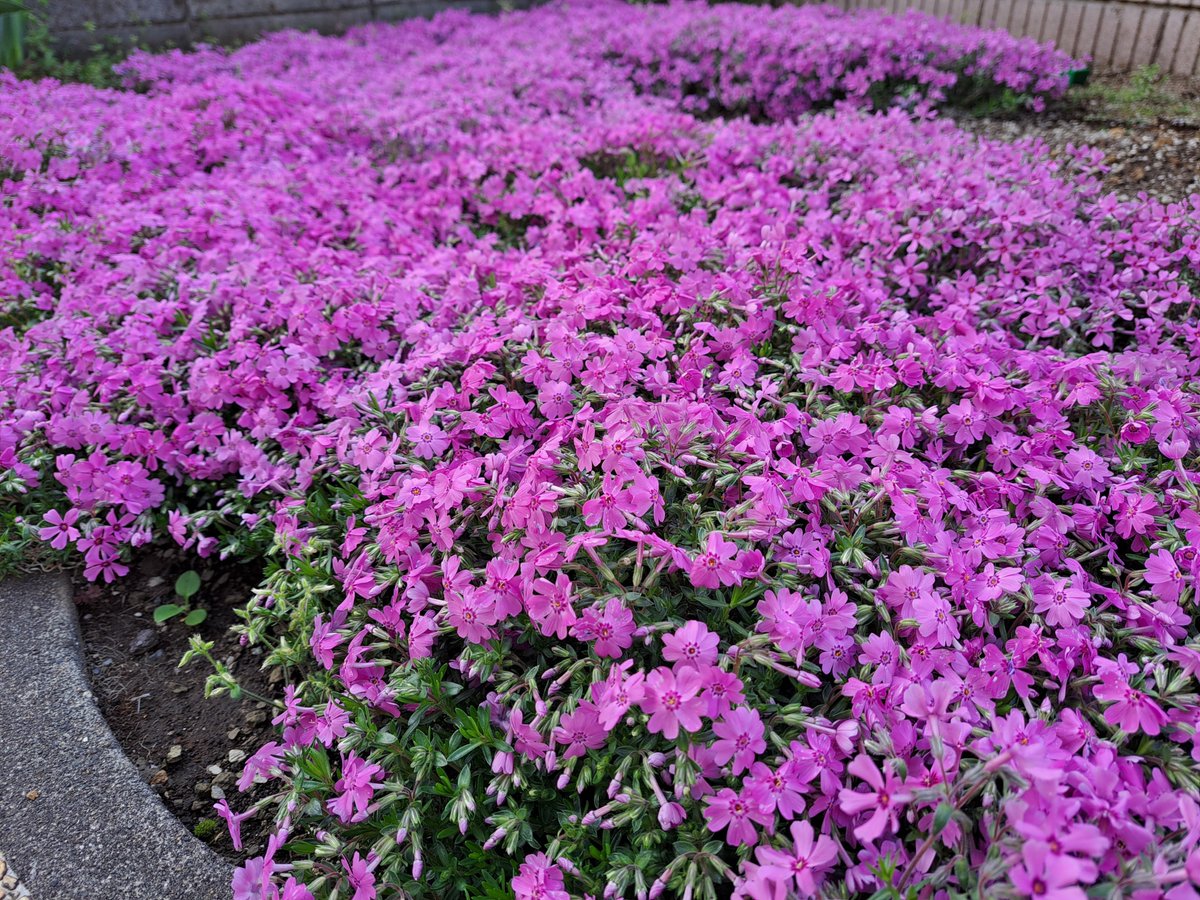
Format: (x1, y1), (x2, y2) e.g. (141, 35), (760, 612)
(0, 573), (232, 900)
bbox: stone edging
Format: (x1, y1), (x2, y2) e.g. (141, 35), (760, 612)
(0, 574), (232, 900)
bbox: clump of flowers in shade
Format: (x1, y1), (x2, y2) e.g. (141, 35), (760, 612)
(2, 2), (1199, 899)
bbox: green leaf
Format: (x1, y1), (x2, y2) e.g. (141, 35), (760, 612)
(184, 608), (208, 627)
(932, 800), (954, 836)
(153, 603), (184, 623)
(175, 570), (201, 599)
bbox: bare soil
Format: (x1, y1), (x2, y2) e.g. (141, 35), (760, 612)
(75, 550), (279, 862)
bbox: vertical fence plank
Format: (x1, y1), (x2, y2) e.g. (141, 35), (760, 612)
(963, 0), (985, 24)
(1076, 1), (1105, 60)
(1093, 3), (1122, 64)
(1039, 0), (1064, 43)
(1024, 1), (1048, 39)
(1057, 0), (1085, 54)
(1109, 6), (1143, 69)
(1155, 9), (1188, 70)
(797, 0), (1200, 73)
(1131, 8), (1166, 68)
(1172, 11), (1200, 74)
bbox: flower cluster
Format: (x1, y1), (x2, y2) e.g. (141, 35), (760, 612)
(1, 3), (1198, 900)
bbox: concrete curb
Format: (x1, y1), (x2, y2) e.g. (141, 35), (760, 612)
(0, 573), (232, 900)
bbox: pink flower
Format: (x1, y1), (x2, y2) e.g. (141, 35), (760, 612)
(214, 799), (256, 852)
(753, 820), (838, 896)
(536, 380), (575, 419)
(913, 592), (958, 645)
(311, 614), (346, 670)
(581, 473), (628, 532)
(1032, 576), (1090, 627)
(597, 665), (646, 731)
(571, 598), (635, 658)
(1145, 548), (1185, 602)
(406, 420), (448, 459)
(1010, 843), (1087, 900)
(1094, 669), (1168, 736)
(512, 853), (569, 900)
(838, 754), (913, 841)
(943, 400), (987, 445)
(328, 754), (385, 824)
(690, 532), (741, 589)
(447, 588), (499, 643)
(642, 665), (705, 739)
(1063, 447), (1111, 489)
(343, 851), (379, 900)
(527, 572), (577, 639)
(711, 706), (766, 774)
(38, 508), (80, 550)
(662, 620), (720, 668)
(552, 702), (607, 758)
(703, 787), (772, 846)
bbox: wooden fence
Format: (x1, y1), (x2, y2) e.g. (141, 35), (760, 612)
(828, 0), (1200, 74)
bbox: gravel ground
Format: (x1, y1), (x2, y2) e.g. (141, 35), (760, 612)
(958, 71), (1200, 205)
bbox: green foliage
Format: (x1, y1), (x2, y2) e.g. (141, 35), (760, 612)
(193, 817), (219, 841)
(1072, 65), (1199, 126)
(175, 569), (201, 599)
(1, 2), (142, 89)
(153, 570), (207, 626)
(0, 1), (29, 70)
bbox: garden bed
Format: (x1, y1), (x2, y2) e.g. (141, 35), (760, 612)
(4, 3), (1200, 900)
(76, 554), (276, 861)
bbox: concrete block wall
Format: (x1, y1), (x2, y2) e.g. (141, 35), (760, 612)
(45, 0), (511, 54)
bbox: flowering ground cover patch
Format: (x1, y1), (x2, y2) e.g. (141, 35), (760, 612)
(2, 2), (1199, 898)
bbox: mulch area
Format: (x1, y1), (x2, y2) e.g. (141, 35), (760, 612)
(960, 72), (1200, 204)
(75, 550), (279, 862)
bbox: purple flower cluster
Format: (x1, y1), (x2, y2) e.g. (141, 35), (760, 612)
(603, 2), (1078, 117)
(0, 3), (1196, 899)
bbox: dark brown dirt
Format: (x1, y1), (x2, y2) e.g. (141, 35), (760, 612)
(959, 70), (1200, 205)
(75, 549), (279, 862)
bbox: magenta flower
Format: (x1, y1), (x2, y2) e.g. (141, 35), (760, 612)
(1094, 670), (1168, 736)
(512, 853), (569, 900)
(343, 851), (379, 900)
(552, 703), (607, 759)
(754, 820), (838, 896)
(690, 532), (741, 589)
(406, 420), (448, 460)
(310, 614), (346, 670)
(662, 620), (720, 668)
(597, 665), (646, 731)
(711, 706), (766, 774)
(943, 400), (987, 445)
(38, 508), (80, 550)
(1032, 576), (1090, 627)
(913, 592), (959, 645)
(703, 787), (773, 846)
(572, 598), (635, 658)
(447, 588), (499, 644)
(1145, 548), (1185, 602)
(642, 665), (705, 739)
(214, 799), (257, 852)
(536, 380), (575, 419)
(527, 572), (577, 639)
(838, 754), (913, 842)
(329, 754), (385, 824)
(1010, 844), (1087, 900)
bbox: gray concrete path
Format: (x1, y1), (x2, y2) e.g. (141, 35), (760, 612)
(0, 573), (231, 900)
(0, 851), (32, 899)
